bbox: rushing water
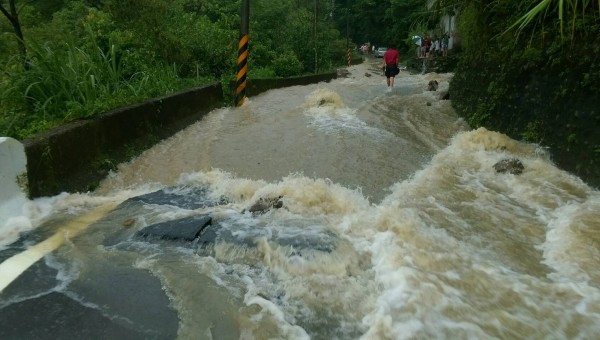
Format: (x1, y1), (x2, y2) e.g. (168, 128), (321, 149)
(1, 59), (599, 339)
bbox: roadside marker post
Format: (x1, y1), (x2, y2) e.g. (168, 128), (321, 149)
(347, 48), (351, 66)
(236, 0), (249, 107)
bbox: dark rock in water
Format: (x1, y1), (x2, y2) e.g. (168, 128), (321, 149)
(247, 196), (283, 215)
(440, 91), (450, 100)
(427, 80), (439, 91)
(426, 102), (432, 106)
(137, 214), (212, 241)
(493, 158), (524, 175)
(196, 222), (220, 247)
(125, 187), (227, 210)
(365, 72), (372, 77)
(105, 186), (227, 245)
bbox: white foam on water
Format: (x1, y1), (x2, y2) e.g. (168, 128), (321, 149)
(538, 197), (600, 284)
(353, 127), (600, 338)
(303, 88), (394, 140)
(4, 61), (600, 338)
(168, 136), (600, 338)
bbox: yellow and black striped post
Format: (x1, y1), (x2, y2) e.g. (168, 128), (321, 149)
(236, 0), (250, 107)
(347, 48), (351, 66)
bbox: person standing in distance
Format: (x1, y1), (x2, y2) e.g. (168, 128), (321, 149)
(382, 44), (400, 91)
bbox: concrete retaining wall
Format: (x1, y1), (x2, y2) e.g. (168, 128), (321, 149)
(23, 83), (223, 198)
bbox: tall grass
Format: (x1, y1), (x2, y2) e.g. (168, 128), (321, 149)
(21, 41), (119, 118)
(0, 33), (209, 139)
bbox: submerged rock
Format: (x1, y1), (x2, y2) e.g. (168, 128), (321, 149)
(246, 196), (284, 215)
(427, 80), (439, 91)
(125, 187), (228, 210)
(137, 214), (212, 241)
(493, 158), (524, 175)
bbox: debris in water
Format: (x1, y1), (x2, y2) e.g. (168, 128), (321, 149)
(246, 196), (284, 215)
(427, 80), (439, 91)
(493, 158), (524, 175)
(123, 218), (135, 228)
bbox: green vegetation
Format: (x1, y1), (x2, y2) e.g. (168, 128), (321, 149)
(1, 0), (351, 139)
(444, 0), (600, 186)
(2, 0), (598, 186)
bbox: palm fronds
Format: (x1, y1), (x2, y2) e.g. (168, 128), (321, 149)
(505, 0), (599, 40)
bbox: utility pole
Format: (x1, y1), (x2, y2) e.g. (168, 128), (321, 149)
(346, 8), (349, 48)
(0, 0), (28, 70)
(346, 7), (350, 66)
(236, 0), (250, 106)
(314, 0), (318, 73)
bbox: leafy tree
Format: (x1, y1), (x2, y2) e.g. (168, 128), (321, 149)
(385, 0), (427, 53)
(349, 0), (390, 46)
(272, 50), (303, 77)
(28, 0), (66, 19)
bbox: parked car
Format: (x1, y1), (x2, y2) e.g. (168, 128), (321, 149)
(375, 47), (388, 57)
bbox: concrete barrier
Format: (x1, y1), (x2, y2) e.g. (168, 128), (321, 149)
(0, 137), (28, 233)
(23, 83), (224, 198)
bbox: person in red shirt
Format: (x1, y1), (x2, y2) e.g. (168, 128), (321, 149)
(425, 35), (432, 58)
(382, 45), (400, 90)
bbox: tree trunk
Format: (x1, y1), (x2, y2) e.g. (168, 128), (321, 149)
(0, 0), (28, 70)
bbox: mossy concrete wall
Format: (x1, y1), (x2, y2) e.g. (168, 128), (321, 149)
(23, 83), (223, 198)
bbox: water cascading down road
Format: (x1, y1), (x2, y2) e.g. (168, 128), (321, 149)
(1, 59), (599, 339)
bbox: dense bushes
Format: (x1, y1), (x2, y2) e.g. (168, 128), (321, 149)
(450, 1), (600, 187)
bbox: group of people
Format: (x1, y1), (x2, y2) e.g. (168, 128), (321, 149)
(419, 33), (450, 58)
(360, 42), (373, 54)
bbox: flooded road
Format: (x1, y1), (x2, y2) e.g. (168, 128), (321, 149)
(1, 59), (599, 339)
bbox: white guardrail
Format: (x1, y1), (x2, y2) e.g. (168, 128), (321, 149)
(0, 137), (28, 232)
